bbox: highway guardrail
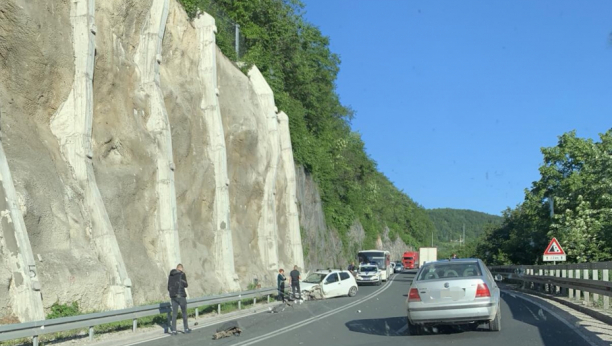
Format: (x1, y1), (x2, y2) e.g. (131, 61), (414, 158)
(490, 261), (612, 311)
(0, 287), (277, 346)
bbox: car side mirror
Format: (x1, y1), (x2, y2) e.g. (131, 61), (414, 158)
(494, 274), (503, 282)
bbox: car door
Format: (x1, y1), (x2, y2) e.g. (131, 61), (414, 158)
(322, 273), (342, 297)
(339, 272), (353, 294)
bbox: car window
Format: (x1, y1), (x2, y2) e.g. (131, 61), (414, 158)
(326, 273), (339, 283)
(339, 272), (350, 281)
(417, 262), (482, 280)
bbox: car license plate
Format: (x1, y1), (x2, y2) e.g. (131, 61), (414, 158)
(440, 289), (464, 299)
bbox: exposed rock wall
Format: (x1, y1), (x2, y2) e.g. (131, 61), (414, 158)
(248, 67), (280, 272)
(0, 0), (304, 321)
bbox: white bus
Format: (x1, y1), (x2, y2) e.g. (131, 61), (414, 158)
(357, 250), (392, 282)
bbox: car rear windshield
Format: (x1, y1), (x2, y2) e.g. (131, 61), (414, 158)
(360, 266), (377, 273)
(417, 262), (482, 280)
(404, 257), (414, 260)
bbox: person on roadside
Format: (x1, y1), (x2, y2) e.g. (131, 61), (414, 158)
(167, 264), (191, 335)
(452, 254), (458, 259)
(290, 265), (301, 300)
(277, 268), (287, 302)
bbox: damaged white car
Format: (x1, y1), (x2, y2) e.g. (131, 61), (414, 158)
(300, 270), (358, 300)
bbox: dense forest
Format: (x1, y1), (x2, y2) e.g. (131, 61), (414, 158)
(472, 130), (612, 265)
(428, 209), (502, 244)
(177, 0), (436, 251)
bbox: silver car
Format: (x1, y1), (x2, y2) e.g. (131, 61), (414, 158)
(405, 258), (501, 335)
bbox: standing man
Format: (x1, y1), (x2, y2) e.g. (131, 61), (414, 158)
(168, 264), (191, 335)
(290, 265), (301, 300)
(277, 269), (287, 302)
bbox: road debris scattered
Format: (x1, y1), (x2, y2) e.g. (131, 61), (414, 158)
(212, 320), (242, 340)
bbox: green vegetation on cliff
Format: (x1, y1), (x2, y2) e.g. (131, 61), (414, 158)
(471, 130), (612, 265)
(177, 0), (435, 250)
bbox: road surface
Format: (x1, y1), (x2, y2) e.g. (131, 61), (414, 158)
(129, 271), (606, 346)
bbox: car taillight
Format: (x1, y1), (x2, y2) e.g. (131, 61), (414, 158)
(476, 283), (491, 298)
(408, 288), (421, 302)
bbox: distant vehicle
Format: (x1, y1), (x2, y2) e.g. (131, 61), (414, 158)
(405, 258), (502, 335)
(418, 247), (437, 267)
(355, 264), (382, 285)
(300, 269), (358, 299)
(394, 262), (404, 273)
(357, 250), (392, 281)
(402, 251), (419, 269)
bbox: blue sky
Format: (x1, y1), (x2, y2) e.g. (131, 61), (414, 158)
(301, 0), (612, 216)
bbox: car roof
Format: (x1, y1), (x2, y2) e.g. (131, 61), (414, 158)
(425, 258), (480, 264)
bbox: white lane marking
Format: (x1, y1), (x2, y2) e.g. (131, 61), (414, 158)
(397, 324), (408, 334)
(502, 290), (600, 346)
(229, 274), (400, 346)
(525, 305), (540, 321)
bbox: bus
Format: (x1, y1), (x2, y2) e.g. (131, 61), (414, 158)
(357, 250), (392, 281)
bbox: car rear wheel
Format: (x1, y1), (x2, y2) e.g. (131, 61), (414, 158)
(348, 286), (357, 297)
(406, 318), (422, 336)
(489, 306), (501, 332)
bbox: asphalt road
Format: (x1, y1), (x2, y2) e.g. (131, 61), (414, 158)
(130, 271), (606, 346)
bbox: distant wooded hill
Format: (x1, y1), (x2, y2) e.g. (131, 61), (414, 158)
(427, 209), (502, 243)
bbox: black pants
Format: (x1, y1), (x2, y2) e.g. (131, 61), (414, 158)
(291, 282), (300, 299)
(171, 296), (188, 332)
(278, 283), (285, 301)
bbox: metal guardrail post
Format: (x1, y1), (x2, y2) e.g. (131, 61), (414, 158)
(604, 269), (610, 310)
(132, 318), (137, 332)
(218, 304), (221, 315)
(33, 335), (38, 346)
(593, 269), (599, 304)
(583, 269), (590, 306)
(253, 298), (256, 305)
(195, 308), (199, 319)
(238, 300), (241, 310)
(569, 270), (574, 299)
(267, 295), (270, 303)
(89, 326), (94, 340)
(575, 269), (581, 301)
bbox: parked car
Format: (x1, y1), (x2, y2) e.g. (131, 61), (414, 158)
(394, 261), (404, 273)
(405, 258), (502, 335)
(300, 269), (358, 299)
(355, 264), (382, 285)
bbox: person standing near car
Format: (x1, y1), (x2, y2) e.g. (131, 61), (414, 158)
(167, 264), (191, 335)
(290, 265), (301, 300)
(277, 268), (287, 302)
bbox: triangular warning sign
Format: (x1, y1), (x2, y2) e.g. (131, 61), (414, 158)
(544, 237), (565, 255)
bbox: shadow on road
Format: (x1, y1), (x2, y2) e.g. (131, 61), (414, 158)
(345, 316), (484, 337)
(345, 316), (407, 336)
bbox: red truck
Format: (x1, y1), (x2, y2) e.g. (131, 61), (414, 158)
(402, 251), (419, 269)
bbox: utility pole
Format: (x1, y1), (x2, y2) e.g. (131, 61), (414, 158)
(462, 224), (465, 248)
(431, 232), (433, 247)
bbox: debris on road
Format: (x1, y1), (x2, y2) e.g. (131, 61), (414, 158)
(270, 301), (293, 313)
(212, 320), (242, 340)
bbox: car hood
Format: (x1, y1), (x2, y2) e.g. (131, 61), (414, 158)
(300, 281), (322, 291)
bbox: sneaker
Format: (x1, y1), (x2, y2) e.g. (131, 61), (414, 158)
(185, 329), (192, 334)
(171, 331), (178, 336)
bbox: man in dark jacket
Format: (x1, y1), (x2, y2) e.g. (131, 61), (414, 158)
(289, 265), (301, 300)
(168, 264), (191, 335)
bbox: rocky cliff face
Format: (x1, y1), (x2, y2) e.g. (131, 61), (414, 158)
(0, 0), (304, 322)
